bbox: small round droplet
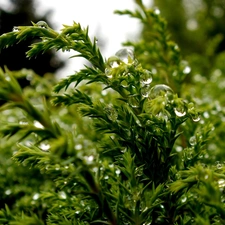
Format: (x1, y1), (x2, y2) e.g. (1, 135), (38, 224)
(37, 21), (49, 29)
(12, 26), (19, 32)
(189, 136), (196, 146)
(174, 107), (186, 117)
(121, 79), (129, 88)
(149, 84), (173, 99)
(105, 68), (113, 78)
(141, 85), (151, 98)
(115, 48), (135, 64)
(39, 143), (50, 151)
(181, 196), (187, 203)
(19, 119), (29, 125)
(33, 120), (44, 129)
(115, 169), (121, 175)
(107, 56), (120, 68)
(59, 191), (67, 199)
(218, 179), (225, 188)
(5, 189), (12, 195)
(33, 193), (40, 200)
(154, 8), (161, 15)
(183, 66), (191, 74)
(192, 114), (200, 122)
(217, 162), (223, 170)
(140, 70), (153, 86)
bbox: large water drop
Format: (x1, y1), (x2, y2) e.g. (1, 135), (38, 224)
(149, 84), (173, 99)
(115, 48), (134, 64)
(37, 21), (49, 29)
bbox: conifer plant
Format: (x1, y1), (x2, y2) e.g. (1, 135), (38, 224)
(0, 0), (224, 224)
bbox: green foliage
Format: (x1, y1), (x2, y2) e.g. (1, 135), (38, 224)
(0, 0), (224, 224)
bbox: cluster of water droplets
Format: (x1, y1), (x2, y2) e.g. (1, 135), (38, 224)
(105, 48), (136, 79)
(140, 69), (153, 98)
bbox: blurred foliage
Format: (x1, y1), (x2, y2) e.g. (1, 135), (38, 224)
(0, 0), (225, 224)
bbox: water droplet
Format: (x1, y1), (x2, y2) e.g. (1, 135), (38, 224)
(75, 210), (80, 214)
(154, 8), (161, 15)
(75, 144), (82, 150)
(39, 142), (50, 151)
(218, 179), (225, 188)
(128, 96), (139, 108)
(34, 120), (44, 129)
(5, 189), (12, 195)
(189, 136), (196, 146)
(191, 114), (200, 122)
(204, 175), (209, 180)
(115, 169), (121, 175)
(174, 107), (186, 117)
(12, 26), (19, 32)
(176, 146), (182, 152)
(183, 66), (191, 74)
(140, 70), (153, 86)
(121, 79), (129, 88)
(33, 193), (40, 200)
(217, 163), (223, 170)
(104, 104), (118, 121)
(107, 56), (120, 68)
(181, 196), (187, 203)
(59, 191), (67, 199)
(5, 76), (11, 81)
(26, 73), (33, 81)
(101, 90), (108, 96)
(105, 68), (113, 78)
(37, 21), (49, 29)
(104, 175), (109, 180)
(84, 155), (94, 164)
(149, 84), (173, 99)
(55, 165), (60, 171)
(203, 111), (209, 118)
(115, 48), (135, 64)
(19, 119), (29, 125)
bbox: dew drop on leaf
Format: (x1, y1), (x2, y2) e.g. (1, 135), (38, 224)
(39, 143), (50, 151)
(33, 193), (40, 200)
(121, 79), (129, 88)
(141, 85), (151, 98)
(218, 179), (225, 187)
(105, 68), (113, 78)
(12, 26), (19, 32)
(149, 84), (173, 99)
(5, 189), (12, 195)
(37, 21), (49, 29)
(174, 107), (186, 117)
(115, 48), (134, 64)
(191, 114), (200, 122)
(189, 136), (196, 146)
(140, 70), (153, 86)
(33, 120), (44, 129)
(183, 66), (191, 74)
